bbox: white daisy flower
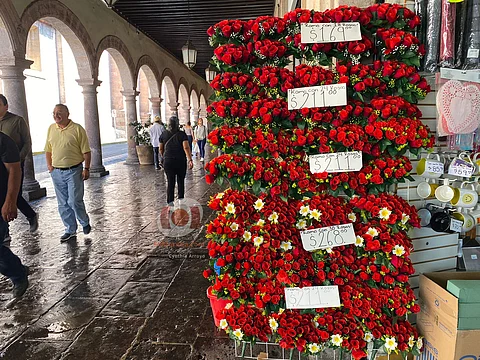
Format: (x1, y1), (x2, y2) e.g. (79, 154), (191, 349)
(216, 192), (224, 199)
(280, 241), (292, 251)
(296, 219), (307, 229)
(219, 319), (228, 330)
(348, 213), (357, 222)
(256, 219), (265, 227)
(355, 236), (365, 247)
(408, 336), (415, 348)
(243, 231), (252, 241)
(364, 332), (373, 342)
(384, 337), (397, 352)
(393, 245), (405, 256)
(254, 199), (264, 211)
(233, 328), (244, 340)
(416, 337), (423, 350)
(225, 202), (236, 214)
(253, 236), (264, 247)
(331, 334), (343, 346)
(269, 318), (278, 331)
(401, 213), (410, 224)
(299, 205), (310, 216)
(325, 247), (333, 254)
(367, 227), (379, 237)
(308, 343), (320, 354)
(378, 207), (392, 220)
(309, 209), (322, 221)
(230, 223), (239, 231)
(268, 212), (279, 224)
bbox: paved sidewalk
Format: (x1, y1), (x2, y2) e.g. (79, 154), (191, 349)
(0, 151), (237, 360)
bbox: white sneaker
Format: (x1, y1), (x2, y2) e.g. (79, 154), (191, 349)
(200, 157), (204, 161)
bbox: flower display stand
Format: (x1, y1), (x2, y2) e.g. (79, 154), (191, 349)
(203, 4), (432, 360)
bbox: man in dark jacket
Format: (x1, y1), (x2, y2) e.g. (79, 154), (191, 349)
(0, 95), (38, 238)
(0, 131), (29, 298)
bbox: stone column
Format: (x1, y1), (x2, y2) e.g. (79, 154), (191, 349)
(76, 78), (109, 177)
(179, 105), (190, 125)
(167, 102), (178, 120)
(191, 106), (200, 124)
(0, 58), (46, 200)
(149, 97), (162, 119)
(122, 90), (140, 165)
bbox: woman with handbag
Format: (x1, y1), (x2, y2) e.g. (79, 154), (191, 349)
(159, 116), (193, 204)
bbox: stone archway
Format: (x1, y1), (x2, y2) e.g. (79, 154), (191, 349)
(177, 78), (190, 125)
(190, 86), (200, 125)
(96, 35), (138, 164)
(199, 92), (208, 119)
(136, 55), (161, 122)
(161, 68), (177, 121)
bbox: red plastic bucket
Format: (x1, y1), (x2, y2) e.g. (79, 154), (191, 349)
(207, 286), (232, 327)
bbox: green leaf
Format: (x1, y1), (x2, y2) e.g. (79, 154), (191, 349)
(411, 57), (421, 68)
(216, 176), (224, 186)
(252, 181), (261, 195)
(297, 120), (306, 130)
(403, 50), (416, 59)
(387, 146), (399, 157)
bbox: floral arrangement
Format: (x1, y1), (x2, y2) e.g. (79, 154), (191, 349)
(203, 5), (432, 359)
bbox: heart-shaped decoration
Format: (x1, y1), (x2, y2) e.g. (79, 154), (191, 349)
(437, 80), (480, 134)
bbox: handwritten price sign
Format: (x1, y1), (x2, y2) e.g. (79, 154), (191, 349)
(450, 219), (463, 233)
(285, 286), (341, 309)
(448, 161), (475, 178)
(300, 223), (356, 252)
(309, 151), (362, 174)
(425, 161), (444, 175)
(301, 22), (362, 44)
(287, 84), (347, 110)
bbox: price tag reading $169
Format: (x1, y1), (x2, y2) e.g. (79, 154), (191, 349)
(285, 286), (341, 309)
(301, 23), (362, 44)
(300, 223), (356, 252)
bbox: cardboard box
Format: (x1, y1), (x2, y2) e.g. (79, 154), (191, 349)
(417, 272), (480, 360)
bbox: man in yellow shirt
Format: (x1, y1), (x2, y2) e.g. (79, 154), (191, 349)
(45, 104), (91, 242)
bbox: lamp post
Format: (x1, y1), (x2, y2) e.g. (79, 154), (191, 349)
(103, 0), (119, 7)
(205, 65), (217, 83)
(182, 39), (197, 69)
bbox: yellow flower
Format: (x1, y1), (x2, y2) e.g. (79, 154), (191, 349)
(348, 213), (357, 222)
(268, 212), (279, 224)
(254, 199), (264, 211)
(401, 213), (410, 224)
(308, 343), (320, 354)
(364, 332), (373, 342)
(416, 337), (423, 350)
(216, 192), (224, 199)
(219, 319), (228, 330)
(253, 236), (264, 247)
(378, 207), (392, 220)
(367, 227), (379, 237)
(355, 236), (364, 247)
(269, 318), (278, 331)
(393, 245), (405, 256)
(325, 247), (333, 254)
(233, 328), (244, 340)
(296, 219), (307, 229)
(384, 337), (397, 352)
(299, 205), (310, 216)
(331, 334), (343, 347)
(280, 241), (292, 251)
(230, 223), (239, 231)
(256, 219), (265, 227)
(408, 336), (415, 348)
(225, 202), (236, 214)
(309, 209), (322, 221)
(243, 231), (252, 241)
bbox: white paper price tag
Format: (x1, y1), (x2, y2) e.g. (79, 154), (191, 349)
(448, 164), (475, 178)
(300, 223), (356, 252)
(309, 151), (362, 173)
(467, 49), (480, 59)
(301, 23), (362, 44)
(288, 84), (347, 110)
(450, 219), (463, 233)
(425, 161), (444, 174)
(285, 286), (341, 309)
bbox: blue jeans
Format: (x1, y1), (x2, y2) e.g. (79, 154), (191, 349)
(0, 216), (27, 285)
(51, 166), (89, 234)
(198, 139), (206, 159)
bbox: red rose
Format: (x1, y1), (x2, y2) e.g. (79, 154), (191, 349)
(386, 8), (398, 23)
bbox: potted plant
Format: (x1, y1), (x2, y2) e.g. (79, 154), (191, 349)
(129, 120), (154, 165)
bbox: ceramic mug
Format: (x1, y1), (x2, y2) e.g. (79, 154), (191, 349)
(417, 153), (444, 178)
(468, 208), (480, 225)
(417, 208), (432, 227)
(448, 152), (475, 177)
(417, 179), (439, 199)
(452, 210), (475, 232)
(435, 179), (455, 203)
(451, 182), (479, 208)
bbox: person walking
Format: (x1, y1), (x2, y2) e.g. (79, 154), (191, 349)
(45, 104), (91, 242)
(0, 95), (39, 237)
(0, 131), (29, 298)
(194, 118), (207, 161)
(150, 115), (166, 170)
(184, 121), (194, 153)
(159, 116), (193, 204)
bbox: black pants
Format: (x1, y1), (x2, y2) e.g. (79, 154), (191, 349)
(17, 162), (36, 219)
(187, 135), (193, 152)
(164, 159), (187, 204)
(153, 147), (160, 168)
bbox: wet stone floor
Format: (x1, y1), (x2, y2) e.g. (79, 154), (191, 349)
(0, 155), (241, 360)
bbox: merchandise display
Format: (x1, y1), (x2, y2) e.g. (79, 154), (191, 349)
(203, 4), (434, 359)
